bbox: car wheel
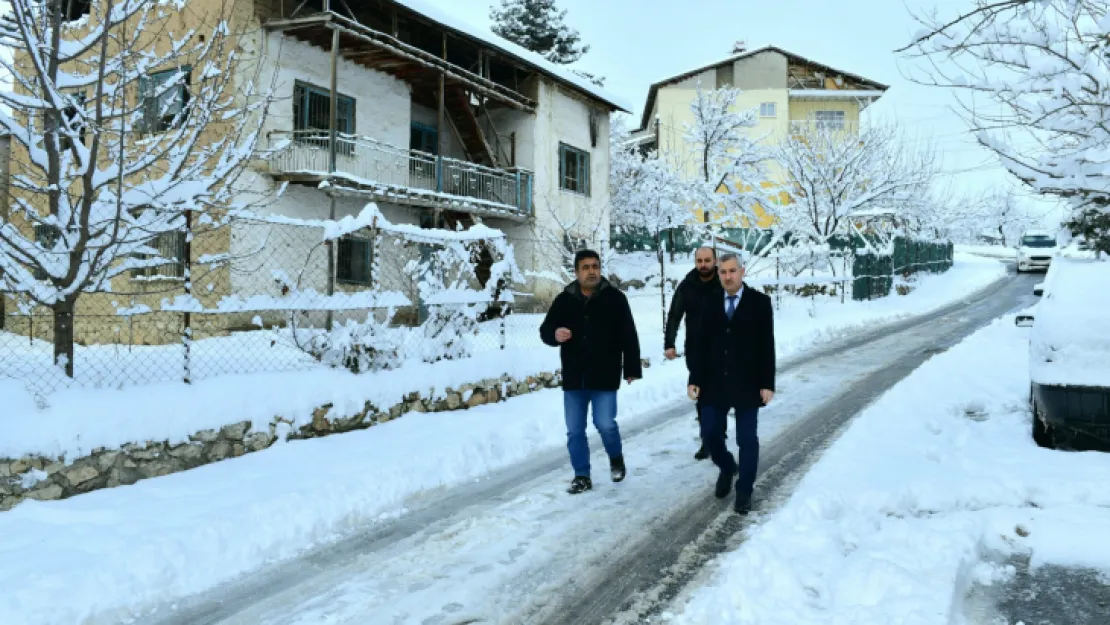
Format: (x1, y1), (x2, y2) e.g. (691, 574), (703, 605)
(1031, 396), (1054, 449)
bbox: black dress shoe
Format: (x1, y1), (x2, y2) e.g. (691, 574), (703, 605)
(694, 445), (709, 461)
(734, 493), (752, 514)
(715, 469), (735, 499)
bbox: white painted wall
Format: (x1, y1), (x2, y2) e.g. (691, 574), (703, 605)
(522, 78), (612, 302)
(410, 103), (467, 160)
(258, 33), (411, 148)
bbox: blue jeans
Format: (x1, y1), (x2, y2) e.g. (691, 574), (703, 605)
(700, 404), (759, 499)
(564, 390), (622, 477)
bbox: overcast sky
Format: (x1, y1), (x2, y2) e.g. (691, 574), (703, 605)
(423, 0), (1063, 226)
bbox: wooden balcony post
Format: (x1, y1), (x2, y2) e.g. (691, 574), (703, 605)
(326, 26), (340, 331)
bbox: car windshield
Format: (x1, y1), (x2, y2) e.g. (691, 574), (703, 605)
(1021, 236), (1055, 248)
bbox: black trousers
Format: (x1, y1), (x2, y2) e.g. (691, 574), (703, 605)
(695, 400), (728, 438)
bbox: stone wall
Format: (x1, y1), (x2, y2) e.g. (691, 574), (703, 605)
(0, 371), (567, 512)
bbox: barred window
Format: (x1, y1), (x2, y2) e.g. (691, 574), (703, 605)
(32, 224), (61, 281)
(140, 67), (192, 134)
(336, 235), (372, 286)
(132, 231), (187, 280)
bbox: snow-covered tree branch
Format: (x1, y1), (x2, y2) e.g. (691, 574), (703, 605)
(0, 0), (275, 376)
(900, 0), (1110, 254)
(683, 82), (774, 237)
(774, 123), (937, 250)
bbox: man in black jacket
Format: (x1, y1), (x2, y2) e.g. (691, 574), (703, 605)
(541, 250), (643, 495)
(664, 246), (724, 460)
(687, 253), (775, 514)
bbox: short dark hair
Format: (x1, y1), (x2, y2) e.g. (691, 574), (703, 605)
(695, 246), (717, 259)
(574, 249), (601, 270)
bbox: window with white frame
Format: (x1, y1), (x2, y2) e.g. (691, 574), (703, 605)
(813, 110), (846, 130)
(759, 102), (777, 118)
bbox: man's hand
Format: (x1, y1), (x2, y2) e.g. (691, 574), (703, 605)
(625, 377), (639, 385)
(664, 348), (677, 360)
(555, 328), (572, 343)
(760, 389), (775, 405)
(687, 385), (700, 401)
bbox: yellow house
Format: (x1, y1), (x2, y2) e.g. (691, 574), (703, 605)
(631, 45), (888, 228)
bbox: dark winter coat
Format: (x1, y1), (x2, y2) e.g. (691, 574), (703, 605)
(687, 284), (776, 409)
(664, 268), (722, 356)
(540, 278), (643, 391)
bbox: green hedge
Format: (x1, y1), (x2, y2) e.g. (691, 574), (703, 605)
(852, 237), (954, 301)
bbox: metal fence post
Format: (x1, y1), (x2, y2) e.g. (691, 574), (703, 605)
(183, 208), (193, 384)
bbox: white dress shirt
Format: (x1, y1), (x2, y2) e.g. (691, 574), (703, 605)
(724, 286), (744, 315)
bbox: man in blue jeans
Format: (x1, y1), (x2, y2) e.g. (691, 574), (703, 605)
(687, 253), (776, 514)
(540, 250), (642, 494)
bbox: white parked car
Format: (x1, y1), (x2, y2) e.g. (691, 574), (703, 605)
(1015, 257), (1110, 449)
(1016, 231), (1058, 273)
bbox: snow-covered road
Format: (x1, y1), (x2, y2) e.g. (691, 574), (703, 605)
(148, 271), (1038, 625)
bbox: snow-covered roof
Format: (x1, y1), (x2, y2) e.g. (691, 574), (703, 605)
(1029, 258), (1110, 388)
(638, 45), (889, 130)
(389, 0), (631, 112)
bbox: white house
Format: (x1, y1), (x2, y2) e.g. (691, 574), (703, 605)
(231, 0), (629, 313)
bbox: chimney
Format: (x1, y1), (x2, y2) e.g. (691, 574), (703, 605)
(732, 40), (748, 54)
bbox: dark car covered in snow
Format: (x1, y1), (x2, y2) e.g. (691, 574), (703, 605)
(1016, 257), (1110, 449)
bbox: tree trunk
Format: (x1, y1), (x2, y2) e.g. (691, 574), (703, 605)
(657, 230), (667, 352)
(53, 296), (76, 378)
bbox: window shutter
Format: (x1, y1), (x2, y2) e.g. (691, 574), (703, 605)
(362, 237), (372, 285)
(581, 152), (590, 197)
(558, 144), (565, 188)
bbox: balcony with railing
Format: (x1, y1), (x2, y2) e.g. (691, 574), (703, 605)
(264, 131), (534, 220)
(788, 120), (860, 136)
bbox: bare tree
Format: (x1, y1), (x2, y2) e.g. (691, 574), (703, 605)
(610, 116), (690, 341)
(899, 0), (1110, 254)
(683, 83), (773, 231)
(0, 0), (273, 376)
(774, 123), (937, 260)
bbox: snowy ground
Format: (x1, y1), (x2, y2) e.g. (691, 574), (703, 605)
(1, 254), (1004, 461)
(666, 308), (1110, 625)
(956, 243), (1019, 260)
(0, 256), (1008, 625)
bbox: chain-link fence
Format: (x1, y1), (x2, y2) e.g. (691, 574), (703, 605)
(0, 218), (957, 397)
(0, 217), (535, 396)
(0, 218), (664, 397)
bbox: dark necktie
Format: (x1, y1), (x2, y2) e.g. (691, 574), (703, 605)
(726, 295), (737, 321)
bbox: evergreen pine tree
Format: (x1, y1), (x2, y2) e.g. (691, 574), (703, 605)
(489, 0), (589, 65)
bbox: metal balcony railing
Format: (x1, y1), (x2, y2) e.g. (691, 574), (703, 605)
(787, 120), (860, 136)
(264, 131), (533, 216)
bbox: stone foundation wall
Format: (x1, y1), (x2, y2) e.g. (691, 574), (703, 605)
(1, 370), (571, 511)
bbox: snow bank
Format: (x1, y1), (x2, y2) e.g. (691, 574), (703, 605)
(671, 314), (1110, 625)
(0, 256), (1008, 625)
(1029, 257), (1110, 388)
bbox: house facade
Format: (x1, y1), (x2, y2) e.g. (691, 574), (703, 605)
(630, 45), (888, 228)
(0, 0), (626, 347)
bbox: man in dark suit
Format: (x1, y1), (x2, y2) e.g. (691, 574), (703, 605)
(687, 253), (776, 514)
(663, 246), (725, 461)
(540, 250), (643, 495)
